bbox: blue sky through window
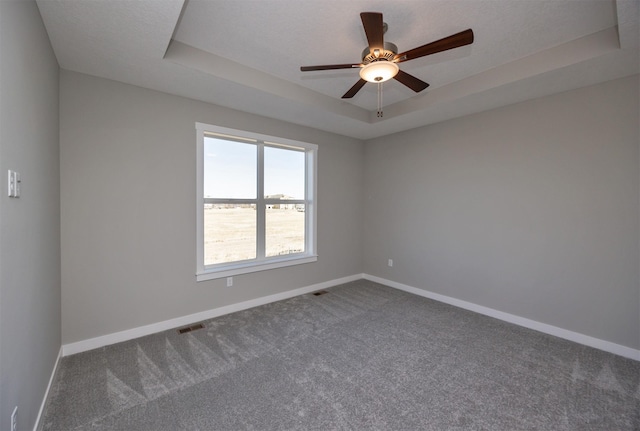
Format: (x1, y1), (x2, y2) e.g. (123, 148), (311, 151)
(204, 137), (305, 199)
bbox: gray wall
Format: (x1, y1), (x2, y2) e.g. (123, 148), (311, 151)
(61, 71), (639, 351)
(60, 70), (364, 344)
(364, 75), (639, 349)
(0, 0), (61, 429)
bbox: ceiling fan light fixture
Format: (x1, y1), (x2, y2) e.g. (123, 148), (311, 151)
(359, 61), (399, 83)
(300, 13), (470, 100)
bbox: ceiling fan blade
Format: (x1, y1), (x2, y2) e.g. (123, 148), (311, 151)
(360, 12), (384, 53)
(393, 69), (429, 93)
(300, 63), (361, 71)
(395, 29), (474, 63)
(342, 79), (367, 99)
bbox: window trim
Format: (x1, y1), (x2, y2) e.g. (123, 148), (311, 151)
(196, 122), (318, 281)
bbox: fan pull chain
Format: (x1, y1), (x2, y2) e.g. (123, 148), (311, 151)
(377, 82), (383, 117)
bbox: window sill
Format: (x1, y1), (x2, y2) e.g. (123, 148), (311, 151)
(196, 255), (318, 281)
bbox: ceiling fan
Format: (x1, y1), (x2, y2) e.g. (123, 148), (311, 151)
(300, 12), (474, 103)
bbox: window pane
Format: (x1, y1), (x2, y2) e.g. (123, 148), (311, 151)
(265, 205), (305, 257)
(204, 137), (256, 199)
(204, 205), (256, 265)
(264, 146), (305, 200)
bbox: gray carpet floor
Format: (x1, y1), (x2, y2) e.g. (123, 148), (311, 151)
(40, 280), (639, 430)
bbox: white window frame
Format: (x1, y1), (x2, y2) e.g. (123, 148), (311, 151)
(196, 122), (318, 281)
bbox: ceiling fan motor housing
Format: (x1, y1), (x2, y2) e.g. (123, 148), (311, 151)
(361, 42), (398, 64)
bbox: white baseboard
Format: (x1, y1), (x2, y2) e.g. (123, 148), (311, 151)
(62, 274), (362, 356)
(363, 274), (640, 361)
(33, 346), (62, 431)
(62, 272), (639, 361)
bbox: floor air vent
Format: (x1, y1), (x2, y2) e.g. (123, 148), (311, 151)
(313, 290), (329, 296)
(178, 323), (205, 334)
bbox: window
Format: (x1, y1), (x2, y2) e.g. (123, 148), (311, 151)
(196, 122), (317, 281)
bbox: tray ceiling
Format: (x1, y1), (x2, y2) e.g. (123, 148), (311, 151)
(37, 0), (638, 139)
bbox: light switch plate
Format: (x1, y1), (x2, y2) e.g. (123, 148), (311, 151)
(8, 170), (21, 198)
(8, 170), (16, 197)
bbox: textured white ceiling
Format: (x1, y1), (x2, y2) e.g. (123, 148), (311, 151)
(37, 0), (639, 139)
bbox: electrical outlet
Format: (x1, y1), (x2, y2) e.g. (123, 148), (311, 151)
(226, 276), (233, 287)
(11, 406), (17, 431)
(388, 259), (393, 267)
